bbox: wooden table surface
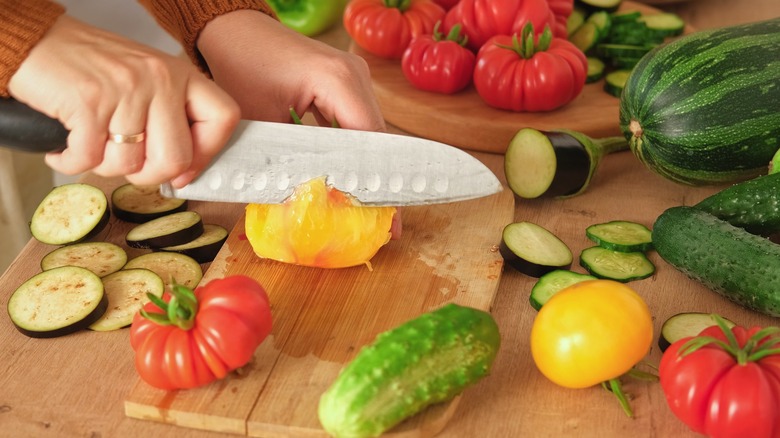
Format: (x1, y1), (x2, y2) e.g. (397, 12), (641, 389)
(2, 2), (779, 438)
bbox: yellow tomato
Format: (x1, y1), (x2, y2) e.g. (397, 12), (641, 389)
(530, 279), (653, 388)
(244, 177), (396, 269)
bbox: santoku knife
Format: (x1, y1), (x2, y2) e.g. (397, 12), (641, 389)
(0, 98), (501, 206)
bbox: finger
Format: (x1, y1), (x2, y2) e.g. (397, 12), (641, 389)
(44, 111), (109, 175)
(91, 96), (148, 176)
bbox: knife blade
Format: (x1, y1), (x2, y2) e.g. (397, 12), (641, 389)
(0, 99), (502, 206)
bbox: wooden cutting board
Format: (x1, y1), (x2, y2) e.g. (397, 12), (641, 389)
(352, 2), (685, 155)
(123, 152), (514, 436)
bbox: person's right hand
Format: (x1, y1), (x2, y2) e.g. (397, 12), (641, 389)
(7, 15), (240, 188)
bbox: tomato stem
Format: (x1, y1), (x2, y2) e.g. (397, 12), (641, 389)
(141, 282), (199, 330)
(495, 23), (555, 60)
(383, 0), (410, 11)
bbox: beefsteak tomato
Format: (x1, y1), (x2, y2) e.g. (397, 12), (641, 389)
(130, 276), (272, 390)
(401, 23), (476, 94)
(659, 315), (780, 438)
(344, 0), (446, 59)
(442, 0), (572, 51)
(473, 24), (587, 112)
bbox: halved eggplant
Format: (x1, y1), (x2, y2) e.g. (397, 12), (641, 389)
(40, 241), (127, 277)
(499, 222), (573, 277)
(504, 128), (627, 199)
(157, 224), (228, 263)
(125, 211), (204, 249)
(123, 252), (203, 288)
(30, 183), (110, 245)
(111, 183), (188, 223)
(88, 268), (165, 332)
(8, 266), (107, 338)
(658, 312), (737, 352)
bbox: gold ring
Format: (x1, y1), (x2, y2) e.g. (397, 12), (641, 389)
(109, 132), (146, 144)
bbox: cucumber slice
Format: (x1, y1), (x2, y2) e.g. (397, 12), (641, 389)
(587, 10), (612, 39)
(111, 183), (188, 223)
(125, 211), (204, 249)
(604, 69), (632, 97)
(577, 0), (623, 12)
(567, 6), (587, 36)
(7, 266), (107, 338)
(585, 220), (653, 252)
(658, 312), (736, 352)
(40, 241), (127, 277)
(499, 222), (573, 278)
(639, 12), (685, 38)
(597, 43), (652, 60)
(88, 268), (164, 332)
(124, 252), (203, 288)
(530, 270), (597, 310)
(157, 224), (229, 263)
(570, 21), (601, 53)
(579, 246), (655, 282)
(30, 183), (110, 245)
(586, 57), (606, 83)
(610, 10), (642, 24)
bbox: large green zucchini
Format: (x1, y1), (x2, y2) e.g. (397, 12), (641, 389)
(619, 18), (780, 185)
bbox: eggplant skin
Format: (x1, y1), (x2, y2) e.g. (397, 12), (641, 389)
(542, 132), (591, 198)
(12, 294), (109, 338)
(499, 240), (572, 278)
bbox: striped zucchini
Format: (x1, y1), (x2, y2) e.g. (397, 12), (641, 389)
(620, 18), (780, 185)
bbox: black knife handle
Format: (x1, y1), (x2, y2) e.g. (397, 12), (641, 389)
(0, 98), (69, 153)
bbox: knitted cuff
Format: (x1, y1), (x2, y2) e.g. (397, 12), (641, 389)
(0, 0), (66, 97)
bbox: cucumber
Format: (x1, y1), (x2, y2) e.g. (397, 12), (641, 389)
(40, 241), (127, 277)
(657, 312), (736, 352)
(123, 252), (203, 288)
(694, 173), (780, 236)
(604, 69), (631, 97)
(579, 246), (655, 282)
(653, 206), (780, 317)
(30, 183), (110, 245)
(567, 6), (587, 37)
(499, 222), (573, 278)
(88, 268), (165, 331)
(620, 18), (780, 185)
(318, 303), (500, 438)
(125, 211), (204, 249)
(111, 183), (188, 223)
(638, 12), (685, 38)
(530, 270), (597, 310)
(570, 21), (601, 53)
(576, 0), (622, 13)
(585, 220), (653, 252)
(586, 57), (606, 83)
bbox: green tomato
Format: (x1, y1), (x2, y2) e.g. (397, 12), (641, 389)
(267, 0), (346, 37)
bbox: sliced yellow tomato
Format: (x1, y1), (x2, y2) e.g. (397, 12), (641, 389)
(244, 177), (396, 268)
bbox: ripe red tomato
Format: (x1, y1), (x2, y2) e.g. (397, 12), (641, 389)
(442, 0), (571, 51)
(344, 0), (446, 59)
(659, 316), (780, 438)
(130, 275), (273, 390)
(473, 25), (587, 112)
(401, 24), (476, 94)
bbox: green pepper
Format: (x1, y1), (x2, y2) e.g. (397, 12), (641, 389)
(267, 0), (347, 37)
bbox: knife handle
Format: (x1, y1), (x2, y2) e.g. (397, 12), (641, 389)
(0, 98), (68, 153)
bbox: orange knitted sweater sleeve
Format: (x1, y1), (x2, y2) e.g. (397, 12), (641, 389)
(137, 0), (277, 73)
(0, 0), (65, 97)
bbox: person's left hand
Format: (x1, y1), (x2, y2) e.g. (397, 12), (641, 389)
(197, 9), (386, 132)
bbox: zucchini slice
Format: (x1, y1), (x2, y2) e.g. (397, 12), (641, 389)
(30, 183), (110, 245)
(604, 69), (632, 97)
(658, 312), (736, 352)
(157, 224), (229, 263)
(499, 222), (573, 277)
(88, 268), (164, 332)
(585, 220), (653, 252)
(111, 183), (188, 223)
(40, 241), (127, 277)
(125, 211), (204, 249)
(530, 270), (597, 310)
(7, 266), (107, 338)
(124, 252), (203, 288)
(579, 246), (655, 282)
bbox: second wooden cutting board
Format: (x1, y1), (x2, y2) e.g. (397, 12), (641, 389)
(124, 152), (515, 437)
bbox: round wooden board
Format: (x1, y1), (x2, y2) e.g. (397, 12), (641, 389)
(350, 1), (687, 155)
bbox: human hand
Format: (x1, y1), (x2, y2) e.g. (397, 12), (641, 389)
(8, 15), (240, 188)
(197, 10), (386, 132)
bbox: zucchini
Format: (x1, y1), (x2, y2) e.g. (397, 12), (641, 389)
(694, 173), (780, 236)
(604, 69), (631, 97)
(123, 252), (203, 288)
(653, 206), (780, 317)
(658, 312), (736, 352)
(157, 223), (229, 263)
(88, 268), (164, 332)
(504, 128), (628, 199)
(620, 18), (780, 185)
(585, 220), (653, 252)
(7, 266), (107, 338)
(530, 270), (597, 310)
(499, 222), (573, 278)
(40, 241), (127, 277)
(125, 211), (204, 249)
(111, 183), (188, 223)
(30, 183), (110, 245)
(318, 303), (500, 438)
(579, 246), (655, 282)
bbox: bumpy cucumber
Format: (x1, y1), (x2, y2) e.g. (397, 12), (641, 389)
(695, 173), (780, 236)
(653, 206), (780, 317)
(318, 303), (500, 438)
